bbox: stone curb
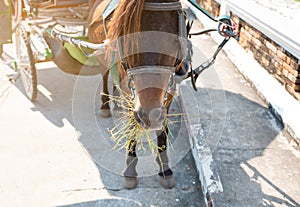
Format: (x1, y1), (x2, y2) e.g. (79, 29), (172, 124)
(178, 81), (223, 207)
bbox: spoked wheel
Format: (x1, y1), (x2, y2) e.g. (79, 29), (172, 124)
(15, 24), (38, 101)
(11, 0), (23, 31)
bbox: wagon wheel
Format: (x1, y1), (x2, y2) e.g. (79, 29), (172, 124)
(15, 25), (38, 101)
(11, 0), (24, 31)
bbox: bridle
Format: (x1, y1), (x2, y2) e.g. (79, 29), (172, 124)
(127, 66), (176, 77)
(126, 66), (176, 99)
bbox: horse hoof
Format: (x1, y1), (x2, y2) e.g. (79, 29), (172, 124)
(100, 109), (111, 118)
(122, 177), (138, 189)
(160, 175), (176, 189)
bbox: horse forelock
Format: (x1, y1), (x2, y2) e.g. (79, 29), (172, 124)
(107, 0), (145, 68)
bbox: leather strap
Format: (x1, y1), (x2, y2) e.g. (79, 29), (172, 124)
(127, 66), (175, 76)
(143, 1), (182, 11)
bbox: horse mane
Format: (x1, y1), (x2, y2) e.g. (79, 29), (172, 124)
(107, 0), (145, 68)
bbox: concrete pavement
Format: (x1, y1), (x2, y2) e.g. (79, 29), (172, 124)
(0, 45), (204, 206)
(179, 17), (300, 207)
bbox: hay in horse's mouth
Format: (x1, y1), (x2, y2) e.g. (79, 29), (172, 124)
(101, 88), (171, 155)
(101, 87), (190, 155)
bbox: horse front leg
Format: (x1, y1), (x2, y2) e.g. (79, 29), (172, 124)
(100, 72), (111, 118)
(156, 127), (176, 189)
(122, 140), (138, 189)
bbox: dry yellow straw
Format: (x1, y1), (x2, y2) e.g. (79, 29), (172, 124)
(101, 88), (172, 155)
(101, 87), (206, 155)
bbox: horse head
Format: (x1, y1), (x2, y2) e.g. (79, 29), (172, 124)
(108, 0), (183, 131)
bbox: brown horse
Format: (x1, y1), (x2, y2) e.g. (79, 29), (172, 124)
(89, 0), (185, 189)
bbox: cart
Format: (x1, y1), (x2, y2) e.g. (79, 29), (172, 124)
(2, 0), (238, 101)
(5, 0), (108, 101)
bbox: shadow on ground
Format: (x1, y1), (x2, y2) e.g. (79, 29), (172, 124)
(13, 65), (204, 207)
(180, 80), (300, 207)
(11, 61), (299, 207)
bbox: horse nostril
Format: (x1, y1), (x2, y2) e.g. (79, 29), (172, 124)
(134, 109), (148, 128)
(149, 108), (164, 123)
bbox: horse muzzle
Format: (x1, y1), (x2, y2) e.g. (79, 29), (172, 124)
(134, 107), (167, 131)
